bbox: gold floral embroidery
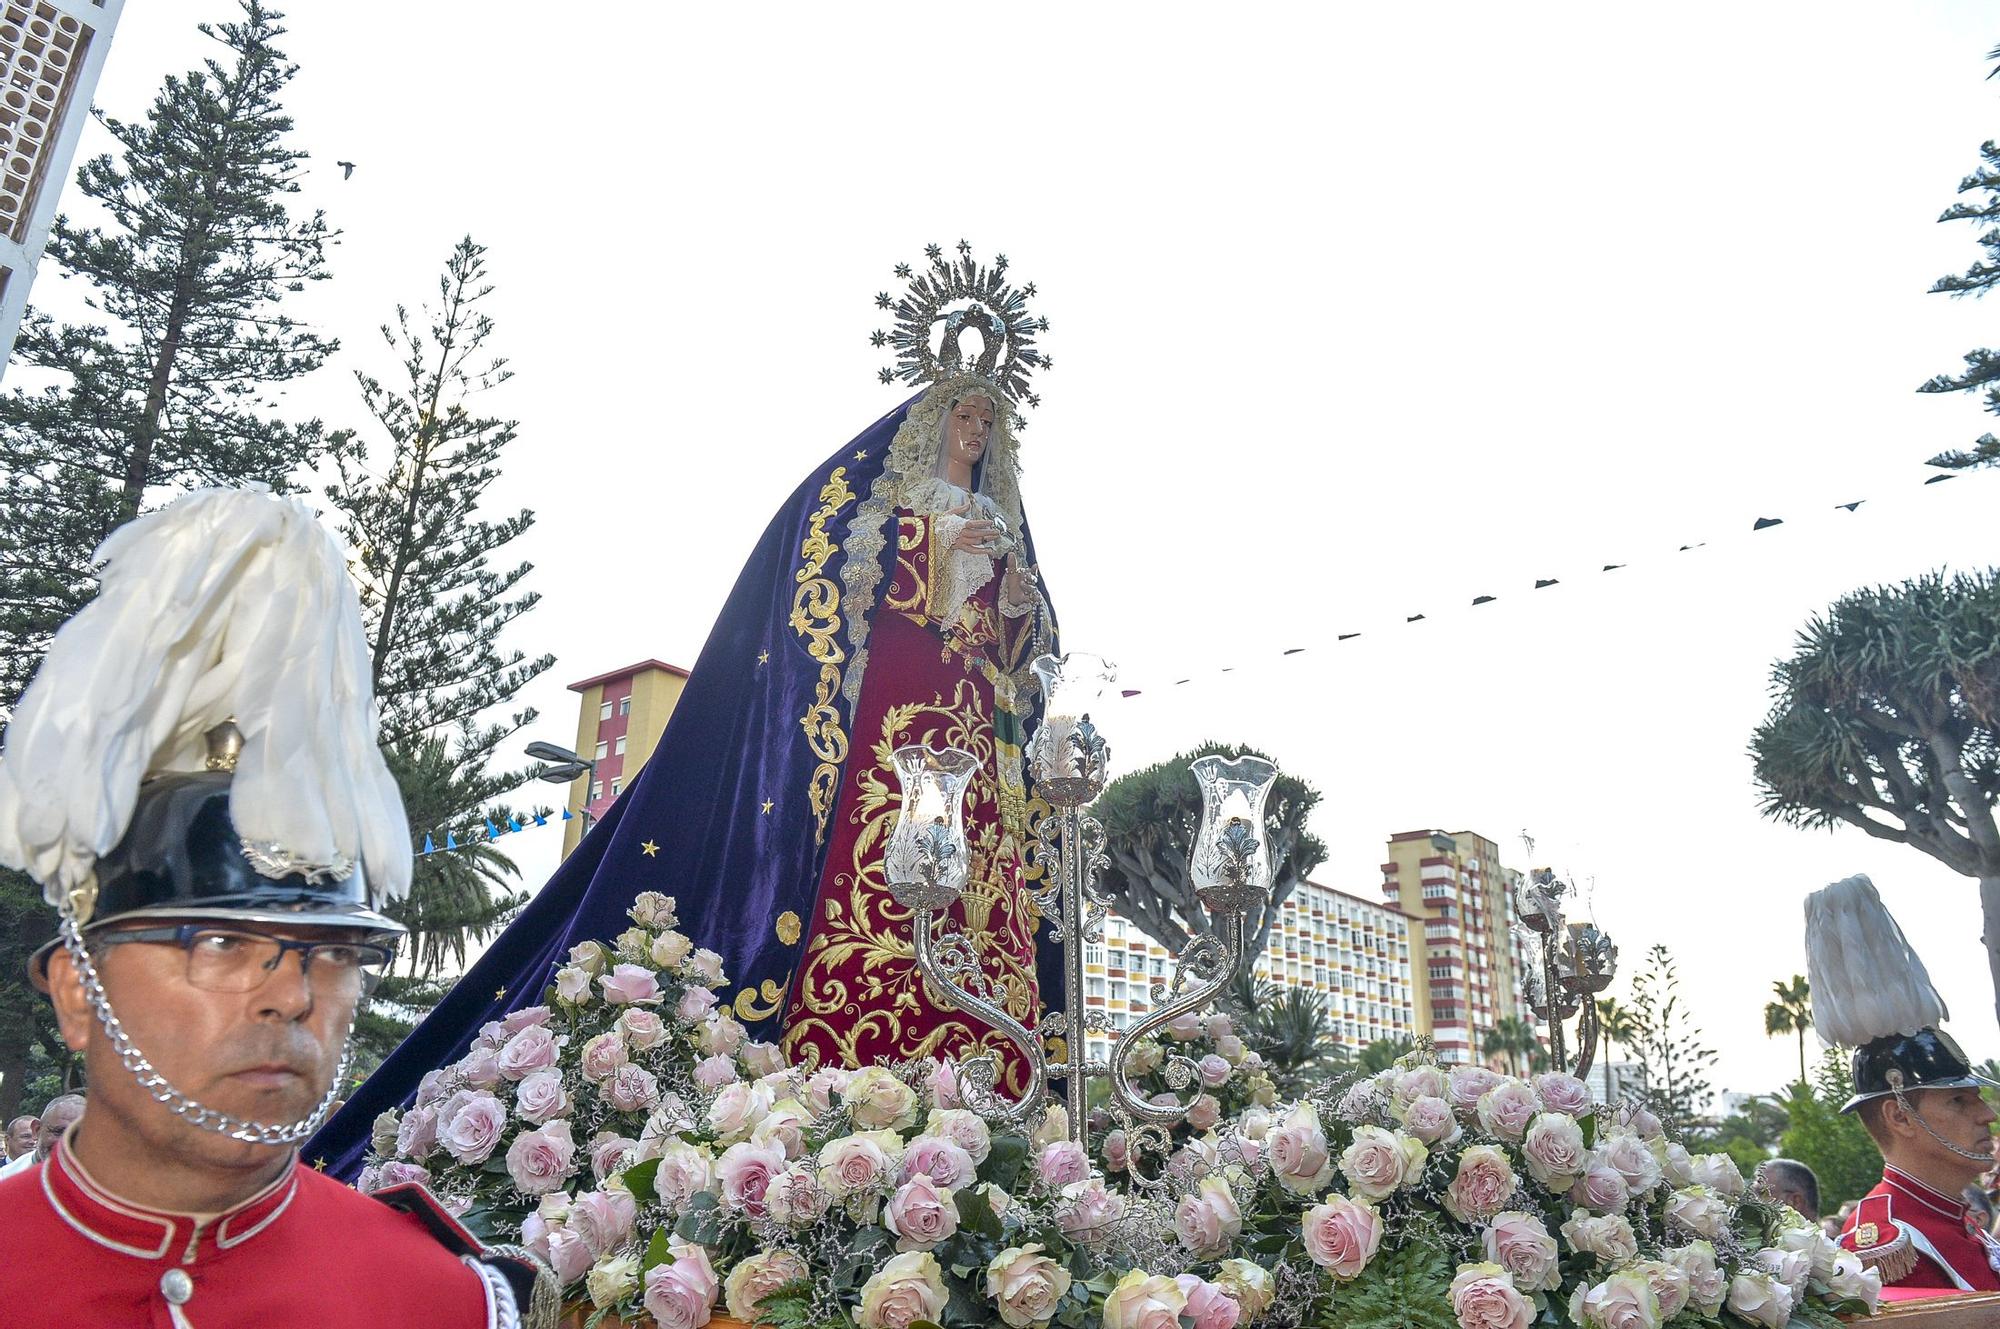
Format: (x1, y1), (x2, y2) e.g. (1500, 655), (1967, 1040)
(775, 910), (802, 945)
(781, 677), (1042, 1095)
(733, 978), (786, 1022)
(791, 467), (859, 841)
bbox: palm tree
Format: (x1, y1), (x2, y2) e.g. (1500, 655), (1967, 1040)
(1484, 1017), (1540, 1076)
(1763, 976), (1813, 1086)
(1596, 998), (1638, 1104)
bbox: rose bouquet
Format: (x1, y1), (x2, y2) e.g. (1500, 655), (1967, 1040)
(360, 892), (784, 1274)
(370, 904), (1882, 1329)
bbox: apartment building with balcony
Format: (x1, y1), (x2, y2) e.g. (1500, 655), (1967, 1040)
(1380, 829), (1536, 1064)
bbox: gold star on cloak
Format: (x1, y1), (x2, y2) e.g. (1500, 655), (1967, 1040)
(641, 840), (659, 857)
(761, 799), (774, 815)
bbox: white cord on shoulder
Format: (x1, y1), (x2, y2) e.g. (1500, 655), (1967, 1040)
(465, 1255), (522, 1329)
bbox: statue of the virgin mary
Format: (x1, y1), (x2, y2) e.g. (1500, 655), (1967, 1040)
(311, 244), (1062, 1176)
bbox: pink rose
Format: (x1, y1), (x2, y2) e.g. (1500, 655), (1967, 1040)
(619, 1007), (668, 1049)
(802, 1066), (853, 1116)
(926, 1058), (965, 1110)
(1392, 1066), (1449, 1116)
(500, 1004), (551, 1034)
(1572, 1271), (1662, 1329)
(1037, 1139), (1090, 1187)
(505, 1119), (577, 1195)
(440, 1091), (507, 1164)
(1103, 1273), (1186, 1329)
(643, 1239), (719, 1329)
(496, 1024), (559, 1080)
(1102, 1128), (1130, 1172)
(817, 1130), (900, 1198)
(900, 1135), (977, 1190)
(631, 891), (679, 928)
(694, 1055), (739, 1092)
(1449, 1263), (1533, 1329)
(1533, 1073), (1593, 1118)
(1520, 1112), (1587, 1190)
(1057, 1178), (1124, 1243)
(1664, 1186), (1731, 1240)
(599, 963), (662, 1005)
(697, 1010), (745, 1056)
(395, 1105), (438, 1159)
(1335, 1077), (1382, 1124)
(1205, 1012), (1235, 1040)
(415, 1069), (448, 1109)
(1174, 1176), (1243, 1259)
(924, 1108), (992, 1164)
(1175, 1277), (1243, 1329)
(1269, 1103), (1335, 1193)
(579, 1031), (628, 1083)
(590, 1132), (638, 1180)
(606, 1063), (661, 1113)
(677, 985), (719, 1023)
(457, 1047), (502, 1089)
(1445, 1145), (1518, 1222)
(1404, 1095), (1462, 1146)
(988, 1244), (1074, 1329)
(544, 1225), (593, 1284)
(1199, 1054), (1232, 1088)
(514, 1069), (570, 1124)
(1482, 1211), (1560, 1292)
(569, 1186), (638, 1258)
(726, 1250), (811, 1322)
(1598, 1131), (1663, 1197)
(765, 1161), (832, 1226)
(751, 1103), (809, 1160)
(1690, 1153), (1745, 1199)
(1186, 1093), (1222, 1131)
(742, 1040), (788, 1078)
(553, 965), (592, 1004)
(706, 1079), (773, 1141)
(689, 948), (725, 983)
(1570, 1161), (1631, 1213)
(855, 1252), (947, 1329)
(1340, 1125), (1424, 1201)
(1167, 1011), (1204, 1040)
(885, 1173), (960, 1251)
(1561, 1211), (1640, 1264)
(654, 1141), (717, 1210)
(1476, 1081), (1541, 1143)
(1303, 1193), (1384, 1279)
(1628, 1259), (1691, 1320)
(716, 1139), (787, 1217)
(1449, 1067), (1503, 1118)
(377, 1160), (431, 1189)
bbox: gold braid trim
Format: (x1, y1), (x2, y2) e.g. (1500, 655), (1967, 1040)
(791, 467), (858, 841)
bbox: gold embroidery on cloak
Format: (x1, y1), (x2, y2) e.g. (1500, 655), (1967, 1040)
(790, 467), (858, 841)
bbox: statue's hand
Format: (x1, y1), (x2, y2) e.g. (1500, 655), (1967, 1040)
(1001, 553), (1038, 610)
(952, 518), (1005, 554)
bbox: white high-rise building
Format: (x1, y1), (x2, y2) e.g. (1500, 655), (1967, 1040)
(1078, 880), (1415, 1065)
(0, 0), (125, 374)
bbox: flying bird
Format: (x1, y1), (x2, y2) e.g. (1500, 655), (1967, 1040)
(336, 160), (356, 179)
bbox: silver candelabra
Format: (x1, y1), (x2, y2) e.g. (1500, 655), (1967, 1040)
(1513, 863), (1618, 1078)
(883, 652), (1280, 1168)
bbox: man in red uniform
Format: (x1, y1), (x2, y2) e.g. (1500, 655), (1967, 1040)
(0, 489), (553, 1327)
(1806, 876), (2000, 1297)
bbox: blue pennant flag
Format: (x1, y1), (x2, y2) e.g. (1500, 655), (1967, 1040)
(509, 816), (523, 833)
(533, 813), (548, 826)
(485, 818), (502, 841)
(560, 808), (573, 821)
(445, 831), (458, 851)
(422, 833), (435, 855)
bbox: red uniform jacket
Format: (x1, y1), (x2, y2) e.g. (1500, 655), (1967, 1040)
(1839, 1165), (2000, 1295)
(0, 1132), (502, 1327)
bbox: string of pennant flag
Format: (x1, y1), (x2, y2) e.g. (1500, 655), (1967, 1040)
(410, 463), (1988, 859)
(417, 807), (568, 857)
(1107, 464), (1990, 701)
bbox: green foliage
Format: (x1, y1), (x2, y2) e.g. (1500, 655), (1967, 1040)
(1357, 1037), (1413, 1074)
(1226, 973), (1348, 1093)
(1318, 1229), (1456, 1329)
(1763, 975), (1814, 1086)
(323, 237), (551, 979)
(1595, 997), (1638, 1105)
(1482, 1015), (1540, 1077)
(0, 867), (73, 1119)
(1626, 944), (1719, 1137)
(1779, 1050), (1884, 1212)
(1917, 71), (2000, 471)
(748, 1279), (824, 1329)
(1095, 741), (1326, 957)
(1749, 571), (2000, 1023)
(0, 0), (338, 710)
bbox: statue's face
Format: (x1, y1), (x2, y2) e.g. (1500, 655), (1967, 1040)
(946, 395), (995, 472)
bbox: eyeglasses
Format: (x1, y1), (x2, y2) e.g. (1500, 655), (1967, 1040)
(91, 925), (396, 995)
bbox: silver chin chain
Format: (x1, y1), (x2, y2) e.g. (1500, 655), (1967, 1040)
(1888, 1075), (1993, 1165)
(60, 913), (353, 1147)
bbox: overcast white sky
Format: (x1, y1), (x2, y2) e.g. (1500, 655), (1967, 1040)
(65, 1), (2000, 1099)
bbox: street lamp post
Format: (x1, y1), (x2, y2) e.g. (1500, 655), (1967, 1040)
(525, 740), (597, 838)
